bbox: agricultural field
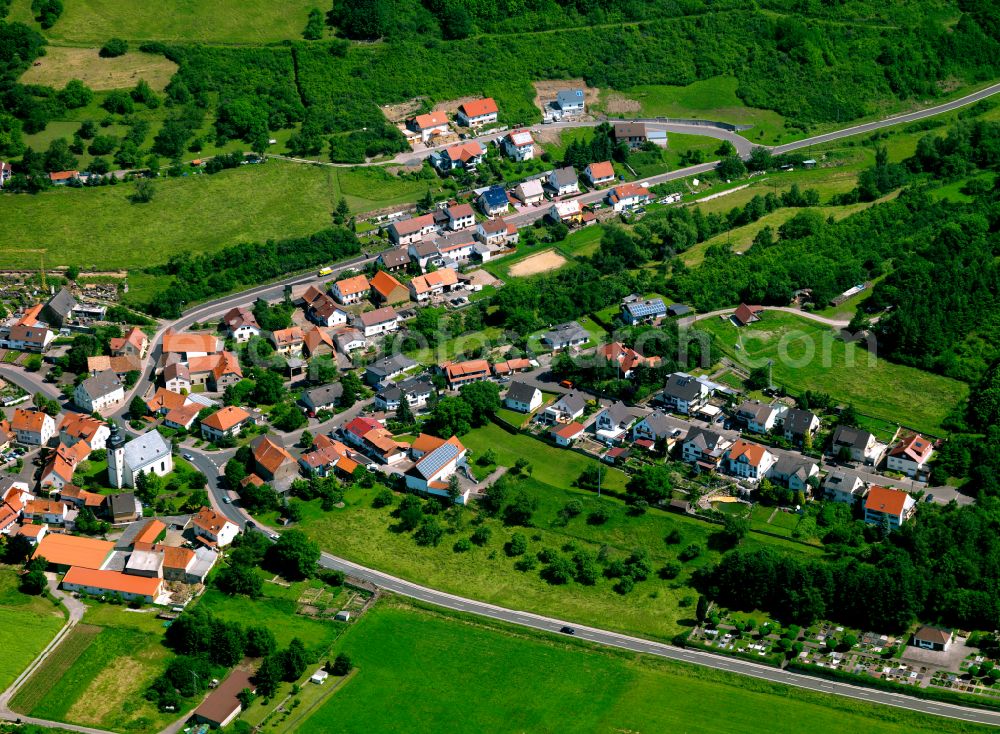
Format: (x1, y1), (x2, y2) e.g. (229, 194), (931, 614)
(298, 601), (987, 734)
(284, 423), (819, 642)
(0, 569), (66, 692)
(10, 605), (176, 734)
(700, 311), (968, 435)
(9, 0), (318, 43)
(0, 161), (432, 271)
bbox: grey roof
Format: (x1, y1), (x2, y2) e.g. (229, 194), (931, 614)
(81, 369), (121, 400)
(335, 328), (365, 348)
(784, 408), (817, 436)
(107, 492), (136, 517)
(637, 410), (674, 436)
(553, 391), (587, 415)
(661, 373), (703, 403)
(45, 287), (77, 318)
(542, 321), (589, 347)
(737, 400), (777, 424)
(625, 298), (666, 319)
(667, 303), (691, 317)
(550, 167), (578, 187)
(379, 248), (411, 268)
(378, 377), (432, 403)
(125, 549), (162, 573)
(556, 89), (585, 108)
(772, 454), (817, 479)
(188, 546), (217, 580)
(506, 381), (539, 404)
(684, 427), (727, 454)
(358, 307), (398, 327)
(601, 401), (635, 427)
(366, 354), (418, 380)
(411, 241), (440, 257)
(832, 425), (874, 449)
(823, 469), (865, 490)
(415, 442), (461, 480)
(302, 383), (343, 406)
(123, 431), (170, 470)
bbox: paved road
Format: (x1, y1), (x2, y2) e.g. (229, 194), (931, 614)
(0, 365), (64, 403)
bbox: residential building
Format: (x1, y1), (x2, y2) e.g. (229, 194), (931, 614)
(146, 388), (188, 416)
(863, 486), (916, 531)
(40, 441), (90, 491)
(163, 361), (191, 394)
(444, 359), (491, 388)
(300, 383), (343, 414)
(433, 142), (486, 171)
(42, 288), (77, 328)
(269, 327), (305, 356)
(457, 98), (498, 127)
(333, 328), (366, 354)
(250, 435), (298, 491)
(62, 567), (162, 604)
(408, 110), (449, 142)
(378, 247), (411, 272)
(622, 298), (666, 325)
(492, 358), (532, 377)
(74, 370), (123, 413)
(607, 183), (651, 212)
(445, 203), (476, 231)
(513, 178), (544, 205)
(107, 425), (173, 489)
(822, 470), (867, 504)
(356, 307), (399, 338)
(584, 160), (616, 187)
(478, 185), (510, 216)
(632, 411), (680, 444)
(163, 403), (201, 431)
(59, 413), (108, 451)
(299, 435), (355, 478)
(505, 382), (542, 413)
(365, 354), (418, 386)
(725, 439), (776, 481)
(331, 274), (370, 305)
(596, 342), (660, 378)
(374, 377), (433, 412)
(502, 129), (535, 161)
(732, 303), (762, 327)
(831, 425), (886, 465)
(735, 400), (787, 434)
(409, 268), (459, 302)
(783, 408), (820, 445)
(542, 392), (587, 424)
(107, 492), (139, 526)
(191, 506), (240, 547)
(307, 294), (349, 328)
(48, 170), (79, 185)
(550, 422), (584, 446)
(593, 401), (636, 445)
(886, 434), (934, 478)
(86, 354), (141, 378)
(555, 89), (585, 115)
(435, 231), (477, 263)
(404, 436), (469, 502)
(549, 199), (582, 224)
(162, 330), (221, 361)
(12, 409), (56, 446)
(24, 498), (68, 525)
(682, 428), (733, 472)
(388, 214), (437, 247)
(3, 322), (54, 352)
(548, 167), (579, 196)
(344, 416), (408, 464)
(201, 406), (253, 442)
(408, 240), (443, 271)
(109, 326), (149, 358)
(541, 321), (589, 351)
(768, 455), (819, 493)
(220, 307), (260, 343)
(476, 217), (518, 247)
(185, 352), (243, 392)
(657, 373), (711, 415)
(913, 626), (953, 652)
(368, 271), (408, 306)
(613, 121), (665, 148)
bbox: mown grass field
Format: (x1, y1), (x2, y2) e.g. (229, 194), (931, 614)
(286, 423), (819, 641)
(9, 0), (318, 43)
(19, 47), (178, 91)
(11, 604), (178, 733)
(701, 311), (968, 435)
(0, 569), (66, 692)
(299, 601), (989, 734)
(0, 161), (431, 270)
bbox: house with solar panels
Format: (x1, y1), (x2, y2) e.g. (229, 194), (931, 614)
(404, 435), (470, 503)
(621, 298), (667, 325)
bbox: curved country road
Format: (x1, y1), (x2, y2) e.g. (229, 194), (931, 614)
(681, 306), (853, 329)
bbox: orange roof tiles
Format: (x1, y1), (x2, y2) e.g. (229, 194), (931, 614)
(410, 268), (459, 294)
(459, 98), (498, 118)
(134, 519), (166, 546)
(162, 330), (220, 355)
(587, 161), (615, 179)
(865, 486), (911, 516)
(63, 567), (161, 597)
(445, 359), (490, 380)
(728, 439), (769, 467)
(34, 533), (113, 569)
(413, 110), (449, 129)
(164, 403), (201, 428)
(147, 388), (187, 413)
(202, 406), (251, 432)
(253, 436), (294, 474)
(191, 506), (234, 536)
(334, 274), (370, 296)
(59, 413), (105, 445)
(410, 433), (447, 454)
(12, 409), (49, 434)
(370, 270), (406, 299)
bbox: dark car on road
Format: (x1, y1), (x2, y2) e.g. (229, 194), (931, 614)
(560, 626), (575, 635)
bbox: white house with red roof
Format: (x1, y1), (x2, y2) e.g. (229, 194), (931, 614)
(864, 486), (916, 531)
(388, 213), (438, 247)
(607, 183), (651, 212)
(405, 436), (469, 503)
(503, 129), (535, 161)
(433, 142), (486, 172)
(725, 439), (777, 482)
(886, 434), (934, 478)
(457, 98), (498, 127)
(445, 203), (476, 230)
(331, 275), (370, 305)
(584, 161), (616, 187)
(190, 506), (239, 547)
(550, 422), (584, 447)
(408, 111), (450, 142)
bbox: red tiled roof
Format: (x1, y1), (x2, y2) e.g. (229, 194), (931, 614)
(12, 409), (49, 434)
(334, 274), (370, 296)
(733, 303), (763, 326)
(445, 359), (490, 381)
(865, 486), (911, 515)
(252, 437), (294, 474)
(63, 567), (161, 597)
(202, 406), (251, 432)
(551, 422), (584, 439)
(162, 330), (220, 354)
(459, 98), (498, 118)
(728, 439), (769, 467)
(587, 161), (615, 179)
(410, 269), (459, 295)
(413, 111), (449, 129)
(889, 434), (933, 463)
(191, 506), (234, 536)
(370, 270), (406, 299)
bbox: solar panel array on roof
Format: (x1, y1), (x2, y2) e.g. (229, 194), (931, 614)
(626, 299), (666, 318)
(417, 443), (460, 479)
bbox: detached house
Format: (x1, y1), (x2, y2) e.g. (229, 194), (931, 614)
(548, 167), (579, 196)
(445, 203), (476, 231)
(476, 218), (518, 248)
(823, 470), (867, 504)
(300, 383), (343, 414)
(404, 436), (469, 503)
(783, 408), (820, 445)
(682, 428), (733, 472)
(478, 185), (510, 216)
(886, 434), (934, 478)
(375, 377), (433, 411)
(378, 247), (411, 272)
(514, 178), (545, 205)
(725, 440), (777, 482)
(303, 326), (335, 359)
(388, 213), (438, 247)
(632, 411), (681, 446)
(831, 425), (886, 465)
(444, 359), (491, 388)
(769, 455), (819, 493)
(607, 183), (651, 212)
(191, 506), (239, 547)
(735, 400), (787, 434)
(59, 413), (109, 451)
(369, 270), (409, 306)
(542, 392), (586, 425)
(331, 275), (370, 305)
(408, 110), (449, 142)
(732, 303), (763, 327)
(269, 327), (305, 356)
(541, 321), (589, 351)
(12, 409), (56, 446)
(622, 298), (666, 325)
(548, 199), (582, 225)
(502, 130), (535, 161)
(550, 422), (584, 447)
(365, 354), (418, 386)
(505, 382), (542, 413)
(457, 98), (498, 127)
(596, 342), (660, 378)
(409, 268), (458, 302)
(220, 308), (260, 344)
(307, 294), (349, 328)
(584, 161), (616, 187)
(356, 307), (399, 338)
(110, 326), (149, 358)
(613, 121), (666, 148)
(162, 330), (222, 361)
(593, 401), (637, 445)
(433, 142), (486, 171)
(250, 435), (298, 492)
(200, 406), (253, 442)
(555, 89), (585, 115)
(74, 370), (124, 413)
(4, 322), (54, 352)
(864, 486), (916, 531)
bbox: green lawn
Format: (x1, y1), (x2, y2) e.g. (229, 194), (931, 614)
(299, 601), (987, 734)
(605, 76), (789, 145)
(10, 0), (318, 43)
(0, 569), (66, 692)
(0, 161), (432, 271)
(701, 311), (968, 435)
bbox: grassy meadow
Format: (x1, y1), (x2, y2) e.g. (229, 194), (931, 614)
(297, 601), (990, 734)
(0, 569), (66, 692)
